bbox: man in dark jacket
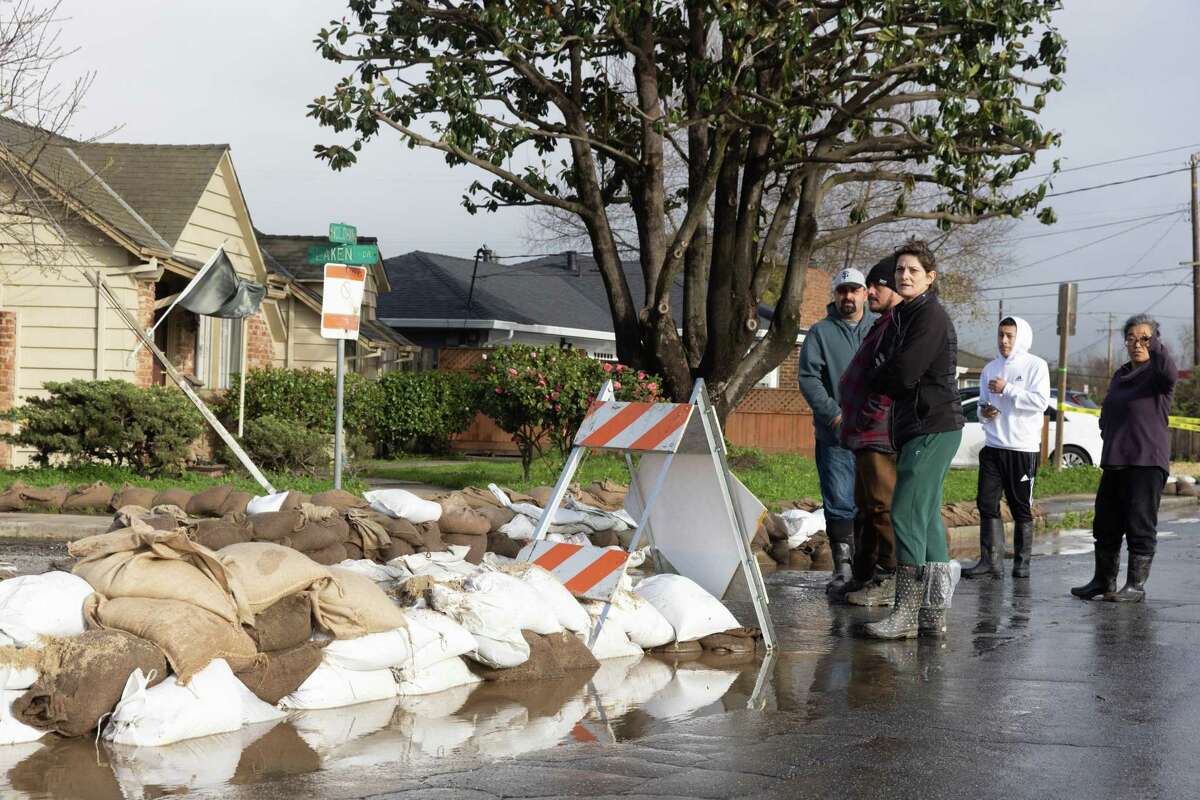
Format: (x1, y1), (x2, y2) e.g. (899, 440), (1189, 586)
(799, 267), (877, 594)
(838, 258), (903, 606)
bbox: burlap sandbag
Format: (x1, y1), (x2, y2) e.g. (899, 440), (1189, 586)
(0, 482), (28, 511)
(788, 549), (813, 570)
(438, 501), (491, 536)
(11, 630), (167, 737)
(250, 510), (306, 541)
(310, 489), (367, 512)
(496, 486), (537, 505)
(323, 567), (410, 636)
(345, 509), (391, 559)
(110, 484), (157, 511)
(651, 639), (702, 655)
(151, 487), (193, 510)
(61, 481), (115, 512)
(486, 530), (524, 559)
(380, 538), (414, 561)
(189, 518), (252, 551)
(756, 549), (778, 571)
(699, 628), (759, 655)
(305, 542), (348, 566)
(186, 484), (234, 517)
(345, 541), (366, 560)
(458, 485), (503, 509)
(763, 512), (790, 543)
(234, 640), (327, 704)
(286, 519), (349, 553)
(246, 593), (313, 652)
(70, 526), (251, 624)
(468, 630), (564, 682)
(219, 490), (253, 516)
(20, 485), (68, 512)
(416, 521), (446, 552)
(587, 530), (620, 548)
(371, 513), (424, 549)
(476, 504), (516, 531)
(85, 594), (258, 685)
(442, 532), (486, 564)
(584, 479), (626, 510)
(543, 630), (600, 672)
(217, 541), (332, 613)
(279, 491), (311, 511)
(769, 539), (791, 566)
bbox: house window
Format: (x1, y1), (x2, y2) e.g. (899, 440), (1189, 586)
(589, 350), (617, 362)
(195, 316), (210, 386)
(195, 316), (243, 389)
(756, 368), (780, 389)
(217, 318), (243, 389)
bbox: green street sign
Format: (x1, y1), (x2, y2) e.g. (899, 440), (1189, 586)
(329, 222), (357, 244)
(307, 243), (378, 266)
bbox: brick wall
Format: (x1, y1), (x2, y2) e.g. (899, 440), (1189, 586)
(800, 268), (831, 330)
(0, 312), (15, 468)
(134, 280), (155, 388)
(167, 314), (196, 378)
(245, 312), (273, 370)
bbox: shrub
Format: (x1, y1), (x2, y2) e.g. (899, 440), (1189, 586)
(376, 371), (479, 456)
(221, 367), (383, 446)
(1, 379), (202, 474)
(233, 414), (330, 475)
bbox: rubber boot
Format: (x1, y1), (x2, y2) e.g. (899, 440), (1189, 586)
(863, 564), (923, 640)
(918, 561), (958, 638)
(961, 517), (1004, 579)
(1011, 520), (1034, 578)
(1070, 547), (1120, 599)
(825, 518), (855, 596)
(1103, 554), (1153, 603)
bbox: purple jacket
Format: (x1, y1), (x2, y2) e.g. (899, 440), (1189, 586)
(1099, 335), (1178, 473)
(839, 310), (894, 454)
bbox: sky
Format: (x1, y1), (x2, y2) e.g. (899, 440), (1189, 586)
(50, 1), (1200, 383)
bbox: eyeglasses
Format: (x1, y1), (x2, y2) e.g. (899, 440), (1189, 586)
(1125, 335), (1151, 347)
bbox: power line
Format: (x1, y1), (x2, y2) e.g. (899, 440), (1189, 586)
(978, 265), (1187, 294)
(989, 280), (1189, 303)
(1011, 211), (1180, 241)
(1045, 166), (1191, 198)
(1016, 142), (1200, 182)
(1006, 214), (1180, 276)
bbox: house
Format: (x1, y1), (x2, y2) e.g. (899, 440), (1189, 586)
(956, 349), (990, 388)
(380, 249), (832, 454)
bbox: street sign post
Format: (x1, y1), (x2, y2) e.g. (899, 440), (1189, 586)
(307, 243), (378, 266)
(328, 223), (358, 244)
(321, 263), (367, 489)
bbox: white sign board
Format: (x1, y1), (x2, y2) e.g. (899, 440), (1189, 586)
(320, 263), (366, 340)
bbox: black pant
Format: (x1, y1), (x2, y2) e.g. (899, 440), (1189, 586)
(977, 446), (1038, 523)
(1093, 466), (1167, 556)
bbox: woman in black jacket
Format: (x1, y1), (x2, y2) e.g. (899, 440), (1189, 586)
(862, 240), (964, 639)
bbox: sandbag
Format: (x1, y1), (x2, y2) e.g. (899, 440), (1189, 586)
(279, 662), (398, 710)
(217, 542), (331, 614)
(438, 500), (492, 536)
(487, 560), (590, 634)
(584, 618), (642, 660)
(416, 521), (446, 552)
(287, 519), (349, 553)
(476, 504), (516, 531)
(151, 487), (193, 510)
(111, 484), (157, 511)
(0, 689), (43, 745)
(246, 491), (289, 515)
(345, 541), (366, 561)
(442, 532), (487, 564)
(486, 530), (524, 559)
(305, 542), (349, 566)
(249, 510), (306, 541)
(246, 593), (312, 653)
(381, 539), (415, 561)
(403, 608), (478, 672)
(345, 509), (391, 560)
(586, 589), (675, 649)
(234, 641), (327, 705)
(322, 626), (414, 672)
(395, 546), (476, 580)
(19, 485), (68, 512)
(587, 530), (620, 548)
(0, 483), (28, 512)
(468, 630), (564, 682)
(372, 513), (424, 548)
(699, 628), (759, 655)
(185, 484), (234, 517)
(61, 481), (115, 511)
(280, 491), (311, 511)
(396, 657), (482, 696)
(189, 518), (252, 551)
(335, 559), (410, 583)
(219, 490), (253, 516)
(364, 488), (442, 524)
(468, 571), (562, 635)
(311, 489), (367, 512)
(542, 630), (601, 673)
(429, 583), (531, 669)
(323, 567), (410, 635)
(108, 506), (179, 533)
(0, 647), (39, 690)
(0, 571), (93, 646)
(11, 630), (167, 737)
(85, 595), (258, 685)
(634, 574), (740, 642)
(71, 528), (248, 625)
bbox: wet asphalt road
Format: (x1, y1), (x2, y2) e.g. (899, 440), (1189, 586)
(4, 517), (1200, 799)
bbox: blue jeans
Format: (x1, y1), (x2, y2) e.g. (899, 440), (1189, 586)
(815, 441), (857, 522)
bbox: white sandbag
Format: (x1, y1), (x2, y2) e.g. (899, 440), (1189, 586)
(105, 659), (275, 747)
(634, 574), (740, 642)
(429, 585), (529, 669)
(289, 697), (397, 753)
(395, 656), (482, 696)
(781, 507), (826, 549)
(246, 491), (289, 515)
(0, 572), (93, 646)
(583, 619), (642, 660)
(642, 663), (740, 719)
(279, 662), (398, 710)
(393, 547), (476, 580)
(492, 562), (589, 634)
(334, 559), (412, 583)
(584, 590), (675, 649)
(323, 627), (413, 672)
(465, 571), (562, 635)
(364, 488), (442, 524)
(546, 531), (593, 545)
(0, 689), (44, 745)
(404, 609), (477, 672)
(0, 659), (38, 691)
(498, 514), (536, 541)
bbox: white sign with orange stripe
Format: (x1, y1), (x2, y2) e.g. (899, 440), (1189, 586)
(320, 263), (367, 340)
(573, 400), (693, 452)
(515, 540), (630, 601)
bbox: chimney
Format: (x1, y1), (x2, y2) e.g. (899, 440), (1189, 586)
(567, 250), (580, 277)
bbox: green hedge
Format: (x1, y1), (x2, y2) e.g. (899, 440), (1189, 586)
(376, 370), (479, 456)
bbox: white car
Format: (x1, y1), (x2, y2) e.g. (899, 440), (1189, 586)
(952, 389), (1103, 469)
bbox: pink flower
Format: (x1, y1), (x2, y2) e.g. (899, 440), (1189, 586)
(613, 381), (622, 390)
(507, 368), (518, 377)
(615, 364), (626, 373)
(647, 382), (657, 392)
(555, 404), (561, 411)
(494, 387), (503, 394)
(602, 363), (613, 373)
(637, 371), (646, 380)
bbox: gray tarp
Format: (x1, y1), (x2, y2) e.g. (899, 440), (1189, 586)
(178, 248), (265, 319)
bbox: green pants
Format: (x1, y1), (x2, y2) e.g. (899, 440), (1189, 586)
(893, 430), (962, 567)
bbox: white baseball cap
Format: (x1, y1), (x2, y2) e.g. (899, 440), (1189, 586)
(833, 268), (866, 289)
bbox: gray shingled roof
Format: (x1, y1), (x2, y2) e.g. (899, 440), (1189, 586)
(0, 116), (225, 252)
(379, 250), (685, 333)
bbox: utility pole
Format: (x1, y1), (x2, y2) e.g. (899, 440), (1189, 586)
(1106, 313), (1115, 376)
(999, 298), (1004, 323)
(1192, 153), (1199, 367)
(1055, 282), (1077, 470)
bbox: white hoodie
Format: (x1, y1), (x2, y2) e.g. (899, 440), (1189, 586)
(978, 316), (1050, 452)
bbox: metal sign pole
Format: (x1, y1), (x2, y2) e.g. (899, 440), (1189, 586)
(334, 338), (345, 490)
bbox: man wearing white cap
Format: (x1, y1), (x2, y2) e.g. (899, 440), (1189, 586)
(799, 267), (876, 595)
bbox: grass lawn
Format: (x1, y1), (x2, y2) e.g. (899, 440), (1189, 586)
(362, 450), (1105, 508)
(0, 464), (365, 497)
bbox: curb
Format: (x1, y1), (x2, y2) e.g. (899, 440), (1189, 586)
(944, 495), (1198, 542)
(0, 513), (109, 542)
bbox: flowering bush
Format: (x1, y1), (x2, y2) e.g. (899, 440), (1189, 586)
(475, 344), (662, 478)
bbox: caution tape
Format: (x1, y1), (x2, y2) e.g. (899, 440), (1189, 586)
(1055, 404), (1200, 433)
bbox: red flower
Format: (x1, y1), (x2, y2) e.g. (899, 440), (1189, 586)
(602, 362), (613, 373)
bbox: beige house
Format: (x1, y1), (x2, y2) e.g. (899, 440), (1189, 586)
(0, 117), (411, 466)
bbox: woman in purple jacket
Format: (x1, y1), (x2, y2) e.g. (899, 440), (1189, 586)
(1072, 313), (1178, 603)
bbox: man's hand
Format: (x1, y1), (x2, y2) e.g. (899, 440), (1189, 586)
(830, 415), (842, 430)
(980, 404), (1000, 420)
(988, 376), (1007, 393)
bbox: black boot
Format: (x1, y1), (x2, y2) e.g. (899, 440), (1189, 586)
(825, 518), (855, 596)
(962, 517), (1004, 579)
(1070, 547), (1120, 599)
(1011, 520), (1034, 578)
(1104, 554), (1153, 603)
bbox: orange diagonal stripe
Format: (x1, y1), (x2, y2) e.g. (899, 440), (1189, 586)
(325, 265), (366, 281)
(532, 543), (581, 571)
(563, 550), (628, 594)
(628, 404), (692, 451)
(579, 403), (650, 447)
(323, 313), (360, 330)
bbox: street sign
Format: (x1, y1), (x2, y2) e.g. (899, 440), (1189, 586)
(329, 223), (357, 244)
(307, 243), (378, 266)
(320, 264), (366, 340)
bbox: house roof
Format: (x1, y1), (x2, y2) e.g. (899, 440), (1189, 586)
(255, 232), (390, 293)
(379, 250), (685, 335)
(957, 349), (991, 370)
(0, 116), (226, 253)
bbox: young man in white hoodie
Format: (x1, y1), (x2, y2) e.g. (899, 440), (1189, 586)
(963, 316), (1050, 579)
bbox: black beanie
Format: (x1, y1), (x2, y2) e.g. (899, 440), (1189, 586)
(866, 255), (896, 288)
